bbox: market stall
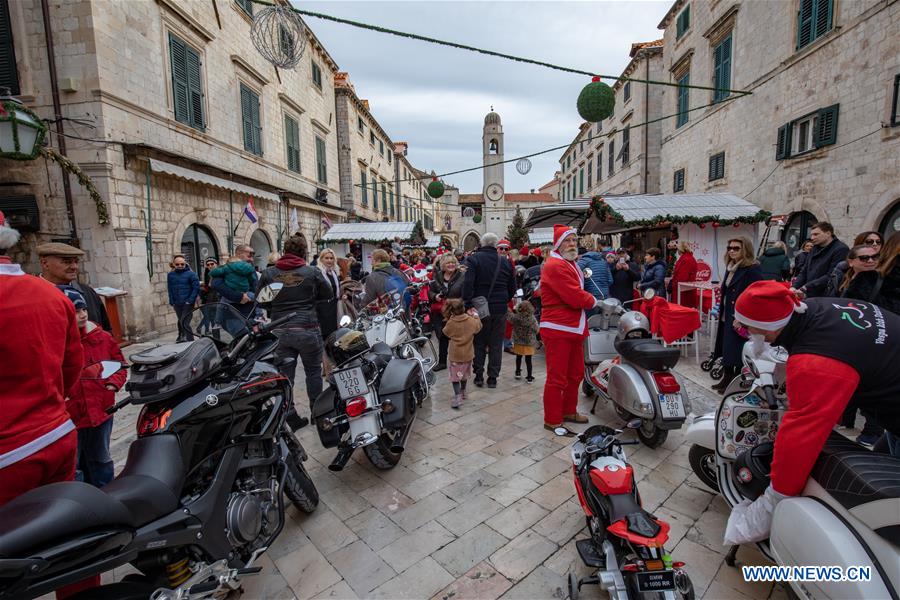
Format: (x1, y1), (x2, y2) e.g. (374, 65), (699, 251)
(320, 222), (416, 273)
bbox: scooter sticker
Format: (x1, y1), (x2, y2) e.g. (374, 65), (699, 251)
(744, 394), (760, 406)
(725, 430), (733, 440)
(745, 432), (759, 445)
(736, 410), (758, 429)
(754, 421), (769, 435)
(734, 430), (744, 443)
(720, 419), (728, 430)
(722, 408), (731, 418)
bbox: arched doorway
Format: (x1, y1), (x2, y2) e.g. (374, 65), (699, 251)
(180, 224), (219, 274)
(879, 200), (900, 240)
(250, 229), (272, 271)
(781, 210), (817, 258)
(463, 231), (480, 252)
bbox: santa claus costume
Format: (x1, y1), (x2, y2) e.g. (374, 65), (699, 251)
(539, 225), (597, 428)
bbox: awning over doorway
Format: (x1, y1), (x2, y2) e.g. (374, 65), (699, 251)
(149, 158), (280, 203)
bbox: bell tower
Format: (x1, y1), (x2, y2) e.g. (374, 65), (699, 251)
(482, 108), (504, 203)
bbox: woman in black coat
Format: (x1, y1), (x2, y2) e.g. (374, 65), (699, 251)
(316, 248), (342, 341)
(713, 236), (763, 392)
(428, 254), (465, 370)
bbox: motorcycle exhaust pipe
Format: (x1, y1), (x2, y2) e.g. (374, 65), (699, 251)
(390, 417), (416, 454)
(328, 446), (355, 472)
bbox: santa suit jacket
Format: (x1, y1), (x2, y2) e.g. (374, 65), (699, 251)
(538, 252), (597, 339)
(66, 322), (127, 429)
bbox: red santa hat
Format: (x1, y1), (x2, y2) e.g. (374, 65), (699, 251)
(532, 247), (543, 258)
(552, 224), (577, 251)
(734, 281), (806, 330)
(497, 238), (511, 249)
(520, 245), (529, 255)
(0, 210), (21, 251)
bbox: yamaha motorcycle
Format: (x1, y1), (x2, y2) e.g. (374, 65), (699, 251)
(0, 285), (318, 600)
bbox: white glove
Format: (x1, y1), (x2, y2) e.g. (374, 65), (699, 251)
(723, 485), (787, 545)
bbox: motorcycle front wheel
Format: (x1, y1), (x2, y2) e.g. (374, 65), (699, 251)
(284, 434), (319, 513)
(363, 434), (402, 469)
(636, 420), (668, 448)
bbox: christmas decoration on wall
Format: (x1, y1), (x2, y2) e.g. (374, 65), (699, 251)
(251, 4), (308, 69)
(40, 146), (109, 225)
(577, 76), (615, 123)
(589, 196), (769, 229)
(463, 206), (476, 218)
(515, 157), (532, 175)
(427, 177), (445, 199)
(473, 214), (482, 223)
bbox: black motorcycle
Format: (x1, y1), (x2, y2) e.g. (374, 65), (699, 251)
(0, 287), (318, 600)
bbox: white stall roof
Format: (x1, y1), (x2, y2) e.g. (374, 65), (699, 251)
(602, 193), (763, 223)
(528, 228), (555, 245)
(321, 222), (416, 242)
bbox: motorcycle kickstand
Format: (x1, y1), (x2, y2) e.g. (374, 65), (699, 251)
(724, 544), (740, 567)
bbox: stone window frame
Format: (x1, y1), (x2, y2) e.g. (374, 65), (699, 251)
(708, 151), (726, 182)
(311, 59), (323, 90)
(704, 4), (739, 104)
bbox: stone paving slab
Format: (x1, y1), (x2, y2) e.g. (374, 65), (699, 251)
(97, 332), (800, 599)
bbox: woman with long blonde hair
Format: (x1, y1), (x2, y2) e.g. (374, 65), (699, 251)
(712, 236), (762, 393)
(317, 247), (341, 340)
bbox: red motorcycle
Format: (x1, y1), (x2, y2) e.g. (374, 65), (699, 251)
(563, 423), (695, 600)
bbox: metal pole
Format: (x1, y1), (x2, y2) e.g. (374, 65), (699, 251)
(276, 196), (283, 251)
(145, 162), (153, 279)
(40, 0), (77, 242)
(643, 54), (649, 194)
(228, 191), (234, 253)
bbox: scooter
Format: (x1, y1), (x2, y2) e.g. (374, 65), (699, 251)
(582, 286), (690, 448)
(0, 286), (319, 600)
(556, 423), (695, 600)
(692, 340), (900, 599)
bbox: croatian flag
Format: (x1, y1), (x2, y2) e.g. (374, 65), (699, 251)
(243, 199), (258, 224)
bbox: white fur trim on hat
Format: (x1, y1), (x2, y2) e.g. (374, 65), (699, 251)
(552, 227), (577, 251)
(734, 301), (806, 331)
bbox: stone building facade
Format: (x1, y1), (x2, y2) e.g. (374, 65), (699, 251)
(0, 0), (344, 338)
(656, 0), (900, 250)
(558, 40), (665, 201)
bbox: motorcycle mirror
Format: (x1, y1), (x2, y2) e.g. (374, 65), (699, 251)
(515, 288), (524, 297)
(256, 283), (284, 303)
(583, 268), (593, 278)
(339, 315), (352, 327)
(82, 360), (126, 380)
(625, 418), (643, 430)
(643, 288), (656, 300)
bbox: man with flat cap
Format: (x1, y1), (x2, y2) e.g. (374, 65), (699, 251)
(37, 242), (111, 332)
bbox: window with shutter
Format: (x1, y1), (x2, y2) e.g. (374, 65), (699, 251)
(381, 183), (387, 213)
(315, 136), (327, 183)
(587, 160), (593, 190)
(311, 61), (322, 89)
(240, 84), (262, 155)
(360, 169), (368, 206)
(676, 72), (690, 128)
(579, 168), (584, 194)
(379, 139), (384, 155)
(279, 25), (294, 58)
(235, 0), (253, 16)
(390, 187), (395, 217)
(357, 116), (364, 133)
(673, 169), (685, 192)
(712, 34), (732, 103)
(608, 141), (615, 175)
(797, 0), (832, 49)
(170, 35), (190, 126)
(708, 152), (725, 181)
(676, 5), (691, 39)
(284, 115), (300, 173)
(813, 103), (839, 148)
(776, 123), (792, 160)
(0, 0), (20, 96)
(371, 172), (378, 208)
(621, 126), (630, 164)
(892, 74), (900, 127)
(623, 81), (631, 103)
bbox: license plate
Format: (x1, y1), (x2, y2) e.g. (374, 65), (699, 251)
(659, 393), (685, 419)
(635, 570), (675, 592)
(334, 367), (368, 400)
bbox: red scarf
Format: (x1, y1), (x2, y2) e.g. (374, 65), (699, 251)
(275, 254), (306, 270)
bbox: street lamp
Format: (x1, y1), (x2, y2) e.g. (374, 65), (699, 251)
(0, 97), (48, 160)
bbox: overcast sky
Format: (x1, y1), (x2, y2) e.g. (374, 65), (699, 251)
(298, 1), (669, 194)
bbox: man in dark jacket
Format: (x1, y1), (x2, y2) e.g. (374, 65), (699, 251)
(638, 248), (667, 299)
(361, 249), (408, 307)
(793, 222), (849, 298)
(463, 233), (516, 388)
(257, 235), (331, 430)
(610, 248), (641, 304)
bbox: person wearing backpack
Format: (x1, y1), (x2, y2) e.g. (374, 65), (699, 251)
(361, 249), (409, 307)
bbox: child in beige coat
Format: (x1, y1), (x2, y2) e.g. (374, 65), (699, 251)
(441, 298), (482, 409)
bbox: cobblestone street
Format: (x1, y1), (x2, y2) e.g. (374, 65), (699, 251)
(101, 334), (796, 600)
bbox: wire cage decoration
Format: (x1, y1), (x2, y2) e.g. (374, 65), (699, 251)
(516, 157), (532, 175)
(250, 4), (309, 70)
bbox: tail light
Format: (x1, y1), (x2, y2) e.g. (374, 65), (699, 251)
(652, 371), (680, 393)
(345, 396), (367, 418)
(622, 563), (640, 572)
(137, 405), (172, 436)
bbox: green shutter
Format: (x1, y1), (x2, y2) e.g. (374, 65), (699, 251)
(185, 46), (204, 130)
(814, 104), (839, 148)
(315, 137), (327, 183)
(621, 127), (630, 163)
(285, 115), (300, 173)
(797, 0), (814, 48)
(676, 5), (690, 39)
(236, 0), (252, 15)
(372, 174), (377, 206)
(361, 169), (367, 205)
(713, 35), (732, 102)
(170, 35), (190, 125)
(579, 169), (584, 194)
(608, 141), (614, 175)
(381, 183), (387, 213)
(776, 123), (792, 160)
(677, 73), (690, 127)
(0, 0), (20, 96)
(279, 25), (294, 57)
(240, 84), (261, 155)
(813, 0), (833, 41)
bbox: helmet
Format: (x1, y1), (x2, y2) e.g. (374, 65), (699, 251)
(616, 311), (651, 341)
(515, 265), (526, 277)
(325, 328), (369, 366)
(733, 441), (774, 500)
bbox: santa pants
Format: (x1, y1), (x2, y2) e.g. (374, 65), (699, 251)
(0, 431), (101, 598)
(542, 332), (584, 425)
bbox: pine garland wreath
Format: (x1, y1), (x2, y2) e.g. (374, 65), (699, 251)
(427, 178), (445, 199)
(589, 196), (769, 228)
(577, 76), (615, 122)
(40, 147), (110, 225)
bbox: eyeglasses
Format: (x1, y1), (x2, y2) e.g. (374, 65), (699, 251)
(864, 238), (882, 246)
(727, 246), (742, 251)
(857, 254), (880, 262)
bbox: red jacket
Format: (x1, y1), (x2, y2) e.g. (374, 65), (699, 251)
(66, 323), (127, 429)
(670, 251), (698, 307)
(0, 268), (83, 455)
(538, 252), (596, 339)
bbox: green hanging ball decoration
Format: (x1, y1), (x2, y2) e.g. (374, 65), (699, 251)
(472, 214), (482, 224)
(427, 178), (445, 199)
(577, 76), (615, 122)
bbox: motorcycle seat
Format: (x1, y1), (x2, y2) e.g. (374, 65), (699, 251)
(0, 482), (133, 558)
(614, 338), (680, 371)
(811, 432), (900, 545)
(607, 493), (661, 537)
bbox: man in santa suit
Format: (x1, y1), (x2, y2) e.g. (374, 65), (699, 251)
(539, 225), (599, 430)
(724, 281), (900, 544)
